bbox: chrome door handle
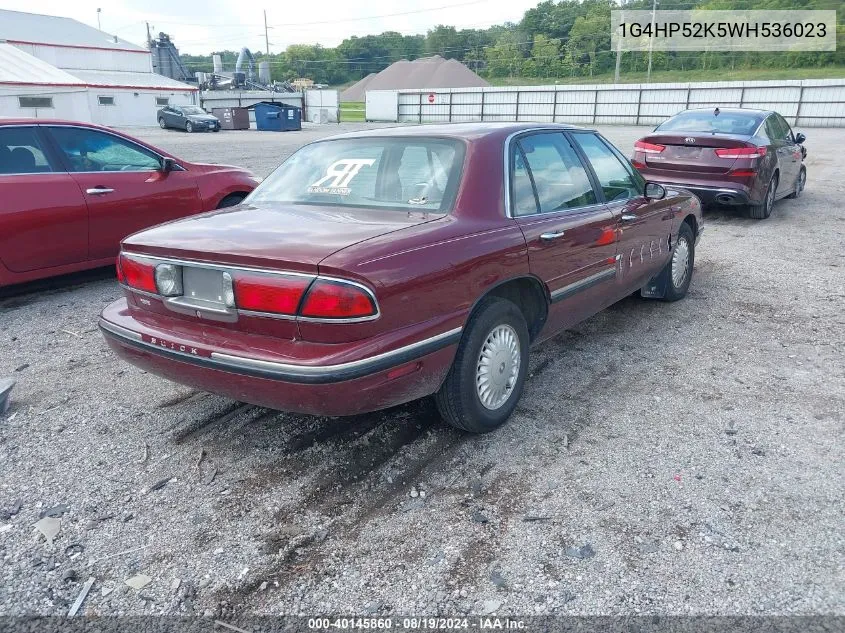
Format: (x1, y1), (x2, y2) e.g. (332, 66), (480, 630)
(540, 230), (566, 241)
(86, 187), (114, 195)
(621, 214), (638, 222)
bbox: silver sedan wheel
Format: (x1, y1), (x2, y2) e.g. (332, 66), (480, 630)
(476, 324), (521, 410)
(671, 237), (691, 289)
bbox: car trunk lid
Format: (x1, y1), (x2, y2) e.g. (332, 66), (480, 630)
(638, 133), (754, 174)
(122, 201), (437, 273)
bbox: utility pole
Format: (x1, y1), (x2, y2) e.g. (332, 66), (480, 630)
(264, 10), (271, 55)
(145, 22), (152, 48)
(646, 0), (658, 82)
(96, 8), (101, 31)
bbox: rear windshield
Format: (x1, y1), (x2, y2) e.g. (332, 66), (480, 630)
(249, 137), (465, 213)
(657, 111), (762, 135)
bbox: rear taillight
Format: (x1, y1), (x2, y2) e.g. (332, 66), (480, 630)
(119, 254), (157, 294)
(115, 255), (125, 284)
(715, 146), (766, 159)
(634, 140), (665, 154)
(631, 160), (647, 170)
(300, 280), (377, 320)
(232, 273), (311, 315)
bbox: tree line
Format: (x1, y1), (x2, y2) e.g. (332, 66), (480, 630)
(180, 0), (845, 85)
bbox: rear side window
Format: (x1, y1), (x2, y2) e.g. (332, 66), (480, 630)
(0, 127), (54, 175)
(48, 127), (162, 172)
(511, 150), (538, 217)
(516, 133), (596, 213)
(572, 133), (642, 203)
(658, 110), (761, 135)
(250, 137), (465, 213)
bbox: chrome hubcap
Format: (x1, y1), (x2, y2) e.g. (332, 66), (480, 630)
(671, 237), (690, 288)
(476, 324), (520, 410)
(798, 171), (806, 193)
(767, 183), (775, 211)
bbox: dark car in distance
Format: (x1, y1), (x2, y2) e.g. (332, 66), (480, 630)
(158, 105), (221, 133)
(100, 123), (703, 433)
(632, 108), (806, 219)
(0, 119), (259, 287)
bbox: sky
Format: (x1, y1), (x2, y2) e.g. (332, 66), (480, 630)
(4, 0), (541, 54)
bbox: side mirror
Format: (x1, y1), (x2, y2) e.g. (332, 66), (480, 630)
(795, 132), (806, 144)
(644, 182), (666, 200)
(161, 157), (177, 172)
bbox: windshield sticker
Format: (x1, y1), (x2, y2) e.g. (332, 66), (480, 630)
(308, 158), (375, 195)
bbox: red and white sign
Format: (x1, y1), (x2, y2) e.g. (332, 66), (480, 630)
(427, 93), (436, 104)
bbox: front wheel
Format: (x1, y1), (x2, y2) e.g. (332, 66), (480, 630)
(786, 166), (806, 199)
(185, 121), (193, 133)
(158, 117), (167, 129)
(660, 222), (695, 302)
(435, 297), (529, 433)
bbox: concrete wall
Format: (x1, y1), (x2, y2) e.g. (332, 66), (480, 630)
(0, 86), (91, 121)
(368, 79), (845, 127)
(86, 89), (195, 127)
(0, 85), (195, 127)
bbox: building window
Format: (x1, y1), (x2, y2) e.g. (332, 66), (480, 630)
(156, 97), (169, 106)
(18, 96), (53, 109)
(98, 96), (115, 106)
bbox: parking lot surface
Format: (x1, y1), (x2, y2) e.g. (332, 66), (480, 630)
(0, 123), (842, 617)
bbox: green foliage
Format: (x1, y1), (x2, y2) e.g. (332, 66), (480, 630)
(181, 0), (845, 87)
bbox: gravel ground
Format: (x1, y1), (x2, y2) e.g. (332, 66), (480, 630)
(0, 124), (842, 618)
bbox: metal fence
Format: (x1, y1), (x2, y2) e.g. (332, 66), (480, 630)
(378, 79), (845, 127)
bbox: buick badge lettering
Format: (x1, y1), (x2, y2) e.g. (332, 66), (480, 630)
(149, 337), (199, 356)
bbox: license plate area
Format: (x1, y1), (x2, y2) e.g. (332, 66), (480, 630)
(183, 267), (227, 304)
(164, 266), (237, 323)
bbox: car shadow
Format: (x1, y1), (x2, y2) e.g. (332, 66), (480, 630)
(0, 266), (117, 309)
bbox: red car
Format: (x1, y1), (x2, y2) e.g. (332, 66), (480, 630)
(0, 119), (259, 287)
(632, 107), (806, 219)
(100, 124), (703, 433)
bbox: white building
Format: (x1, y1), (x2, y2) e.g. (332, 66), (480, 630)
(0, 9), (198, 126)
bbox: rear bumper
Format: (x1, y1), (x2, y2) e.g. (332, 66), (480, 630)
(100, 300), (460, 416)
(673, 184), (750, 207)
(640, 171), (757, 206)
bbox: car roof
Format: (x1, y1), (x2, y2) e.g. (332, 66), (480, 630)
(679, 107), (772, 117)
(327, 122), (594, 141)
(0, 117), (122, 130)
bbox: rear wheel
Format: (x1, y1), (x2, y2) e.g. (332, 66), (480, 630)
(158, 117), (166, 129)
(185, 121), (193, 133)
(435, 297), (529, 433)
(786, 166), (806, 199)
(749, 174), (776, 219)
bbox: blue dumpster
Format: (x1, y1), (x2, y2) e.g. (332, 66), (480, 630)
(252, 102), (302, 131)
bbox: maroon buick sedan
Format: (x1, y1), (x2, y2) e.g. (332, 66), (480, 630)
(0, 119), (259, 287)
(100, 123), (703, 433)
(633, 108), (806, 219)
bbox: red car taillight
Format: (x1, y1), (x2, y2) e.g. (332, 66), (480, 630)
(232, 273), (311, 315)
(715, 146), (766, 159)
(634, 140), (665, 154)
(300, 280), (377, 320)
(115, 255), (125, 284)
(119, 254), (157, 294)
